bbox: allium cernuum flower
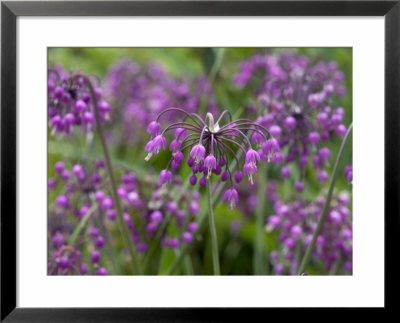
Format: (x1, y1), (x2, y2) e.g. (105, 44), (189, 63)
(233, 53), (349, 191)
(145, 135), (167, 161)
(48, 66), (111, 136)
(145, 108), (274, 208)
(223, 188), (239, 209)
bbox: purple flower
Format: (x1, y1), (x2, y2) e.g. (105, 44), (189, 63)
(187, 222), (198, 233)
(175, 128), (188, 140)
(251, 132), (264, 145)
(182, 232), (193, 244)
(280, 166), (291, 179)
(245, 149), (261, 165)
(223, 188), (239, 209)
(52, 232), (64, 249)
(56, 195), (69, 209)
(234, 171), (243, 183)
(204, 155), (217, 178)
(96, 267), (108, 275)
(318, 147), (331, 162)
(89, 227), (99, 239)
(91, 251), (100, 264)
(147, 121), (162, 137)
(173, 151), (184, 164)
(48, 178), (56, 191)
(189, 201), (199, 216)
(308, 132), (320, 144)
(58, 257), (69, 270)
(101, 197), (114, 211)
(317, 170), (329, 184)
(294, 181), (305, 193)
(80, 263), (88, 275)
(145, 135), (167, 161)
(189, 175), (197, 186)
(107, 210), (117, 221)
(190, 144), (206, 164)
(150, 210), (163, 223)
(269, 125), (282, 138)
(95, 190), (105, 203)
(169, 140), (182, 152)
(198, 177), (207, 188)
(262, 139), (280, 162)
(266, 215), (281, 231)
(243, 163), (258, 185)
(95, 236), (105, 249)
(283, 116), (297, 130)
(159, 170), (173, 185)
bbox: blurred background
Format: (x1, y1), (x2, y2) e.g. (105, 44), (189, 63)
(48, 48), (352, 275)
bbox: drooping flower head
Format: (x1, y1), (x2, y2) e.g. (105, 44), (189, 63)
(233, 53), (349, 192)
(145, 108), (275, 208)
(222, 188), (239, 209)
(48, 66), (111, 136)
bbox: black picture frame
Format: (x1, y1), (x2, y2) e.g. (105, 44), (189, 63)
(1, 1), (399, 321)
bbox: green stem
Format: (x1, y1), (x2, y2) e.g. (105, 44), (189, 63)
(207, 180), (220, 275)
(72, 73), (141, 274)
(297, 123), (353, 275)
(68, 204), (96, 247)
(253, 164), (268, 275)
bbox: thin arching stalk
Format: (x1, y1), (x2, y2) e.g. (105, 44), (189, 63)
(71, 73), (141, 274)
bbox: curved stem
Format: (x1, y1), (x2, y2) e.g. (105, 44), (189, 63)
(71, 73), (140, 274)
(216, 109), (232, 125)
(207, 180), (220, 275)
(297, 123), (353, 275)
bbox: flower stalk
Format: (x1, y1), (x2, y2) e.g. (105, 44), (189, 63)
(71, 72), (141, 274)
(207, 180), (221, 275)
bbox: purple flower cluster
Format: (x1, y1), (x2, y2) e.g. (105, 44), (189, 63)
(115, 172), (201, 252)
(233, 53), (348, 190)
(145, 108), (278, 208)
(48, 66), (111, 136)
(105, 60), (219, 144)
(48, 160), (112, 275)
(48, 159), (202, 275)
(266, 182), (352, 275)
